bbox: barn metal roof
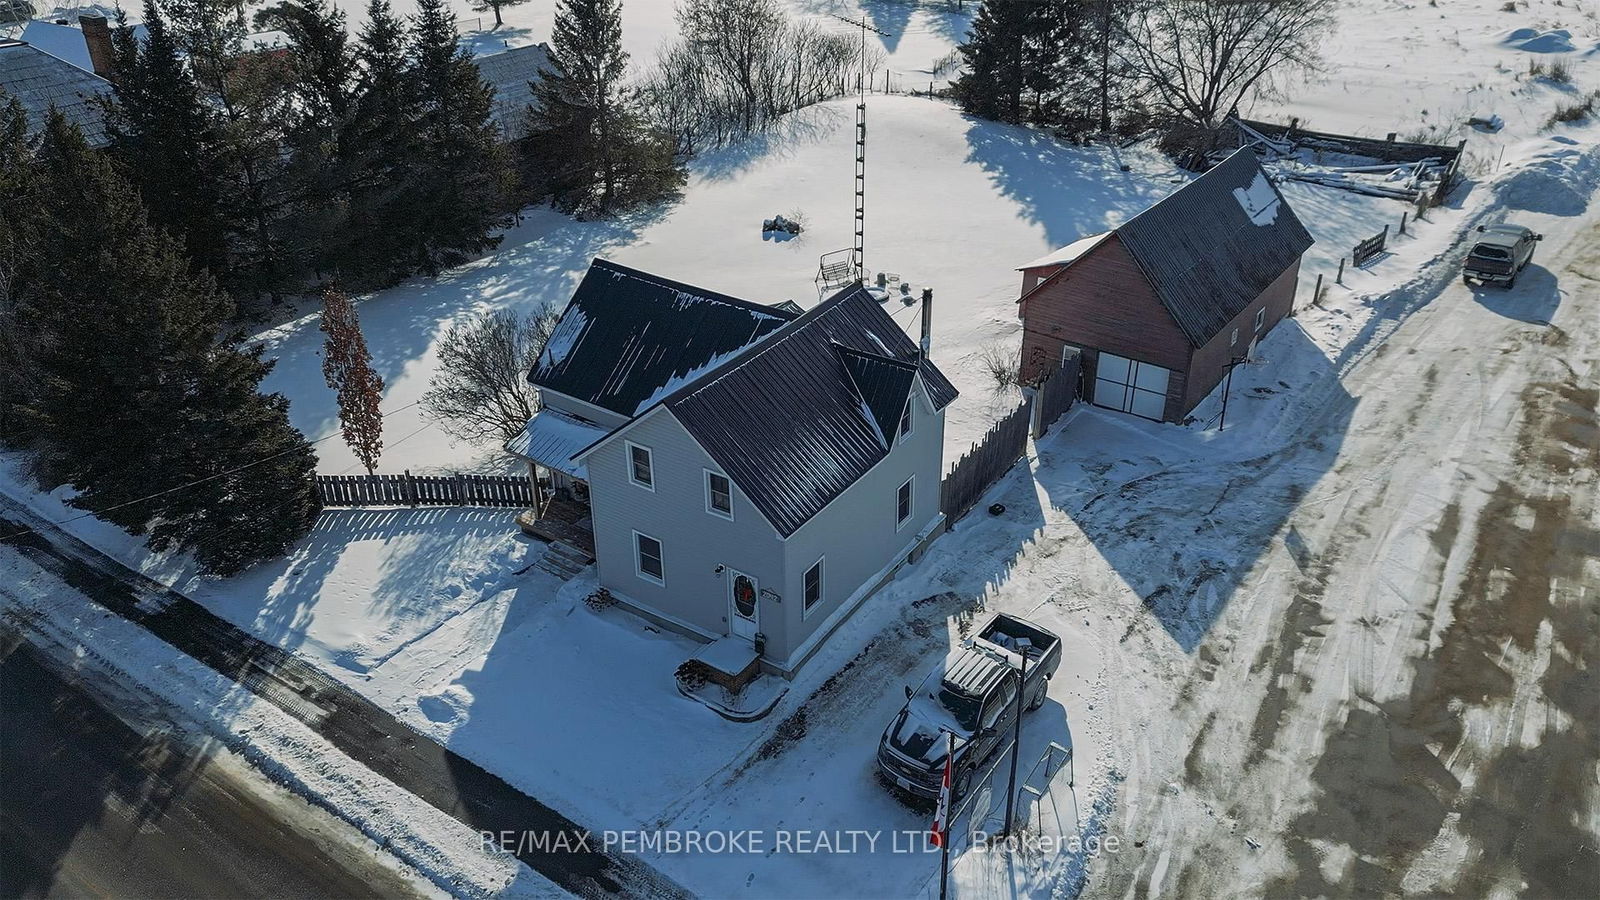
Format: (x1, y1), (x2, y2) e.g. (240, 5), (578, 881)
(0, 39), (111, 145)
(1114, 148), (1314, 346)
(661, 285), (958, 537)
(528, 259), (796, 418)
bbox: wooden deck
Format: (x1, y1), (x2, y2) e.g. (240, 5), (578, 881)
(516, 498), (595, 557)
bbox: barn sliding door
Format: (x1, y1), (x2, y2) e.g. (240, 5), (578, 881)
(1092, 352), (1170, 421)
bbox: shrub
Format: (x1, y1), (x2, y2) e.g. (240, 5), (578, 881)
(584, 587), (617, 612)
(978, 342), (1022, 392)
(675, 659), (714, 692)
(1546, 91), (1600, 128)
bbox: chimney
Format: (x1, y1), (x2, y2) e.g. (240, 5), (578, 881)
(919, 288), (932, 358)
(79, 15), (116, 81)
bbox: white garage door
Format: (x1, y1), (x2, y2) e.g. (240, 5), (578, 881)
(1092, 352), (1171, 420)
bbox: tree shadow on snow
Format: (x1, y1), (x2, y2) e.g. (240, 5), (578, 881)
(962, 121), (1176, 250)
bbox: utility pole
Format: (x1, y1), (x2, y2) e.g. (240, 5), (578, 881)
(830, 13), (890, 282)
(1219, 356), (1249, 431)
(1002, 648), (1028, 835)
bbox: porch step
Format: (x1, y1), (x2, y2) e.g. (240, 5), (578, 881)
(534, 540), (594, 580)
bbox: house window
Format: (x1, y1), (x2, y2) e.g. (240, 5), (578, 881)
(635, 532), (664, 584)
(1254, 307), (1266, 332)
(804, 559), (824, 613)
(627, 442), (653, 490)
(1230, 328), (1238, 347)
(899, 397), (913, 439)
(896, 477), (914, 527)
(706, 470), (733, 519)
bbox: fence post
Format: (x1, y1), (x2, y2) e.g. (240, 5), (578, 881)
(1336, 257), (1345, 285)
(1381, 223), (1390, 248)
(1399, 211), (1408, 235)
(1313, 273), (1323, 308)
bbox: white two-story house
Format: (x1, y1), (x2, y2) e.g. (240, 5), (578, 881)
(509, 260), (958, 677)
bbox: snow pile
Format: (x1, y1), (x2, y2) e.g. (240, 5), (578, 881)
(1495, 136), (1600, 216)
(1501, 27), (1578, 53)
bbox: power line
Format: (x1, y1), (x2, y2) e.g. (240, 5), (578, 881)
(0, 399), (426, 543)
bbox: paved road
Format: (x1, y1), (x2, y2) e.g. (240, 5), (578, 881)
(0, 497), (688, 900)
(0, 638), (427, 899)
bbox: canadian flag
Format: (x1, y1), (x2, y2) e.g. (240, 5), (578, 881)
(930, 731), (953, 848)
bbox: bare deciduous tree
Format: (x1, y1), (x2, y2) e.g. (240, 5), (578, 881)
(422, 308), (559, 446)
(1119, 0), (1333, 127)
(642, 0), (875, 154)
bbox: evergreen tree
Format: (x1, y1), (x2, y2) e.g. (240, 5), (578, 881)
(24, 113), (318, 575)
(256, 0), (359, 282)
(341, 0), (423, 286)
(319, 287), (384, 474)
(407, 0), (514, 272)
(0, 93), (43, 445)
(103, 1), (234, 278)
(952, 0), (1102, 129)
(523, 0), (683, 217)
(952, 0), (1033, 124)
(469, 0), (530, 30)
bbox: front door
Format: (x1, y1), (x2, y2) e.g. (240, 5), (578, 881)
(728, 569), (758, 642)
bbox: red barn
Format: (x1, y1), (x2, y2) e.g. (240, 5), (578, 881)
(1017, 149), (1314, 423)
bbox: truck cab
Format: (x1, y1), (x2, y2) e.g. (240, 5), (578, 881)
(1463, 224), (1541, 287)
(876, 614), (1060, 801)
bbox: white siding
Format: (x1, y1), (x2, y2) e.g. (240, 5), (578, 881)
(586, 411), (787, 645)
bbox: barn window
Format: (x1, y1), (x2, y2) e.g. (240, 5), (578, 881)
(1254, 308), (1266, 332)
(1230, 328), (1239, 347)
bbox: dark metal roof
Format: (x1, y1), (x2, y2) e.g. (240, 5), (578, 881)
(837, 345), (918, 447)
(662, 285), (958, 537)
(1115, 148), (1315, 346)
(529, 259), (796, 417)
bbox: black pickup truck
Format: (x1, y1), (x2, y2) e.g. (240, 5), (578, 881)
(1463, 223), (1541, 287)
(876, 613), (1061, 800)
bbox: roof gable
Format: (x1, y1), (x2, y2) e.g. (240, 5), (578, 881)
(662, 285), (958, 537)
(1114, 148), (1315, 345)
(529, 259), (795, 418)
(837, 345), (917, 448)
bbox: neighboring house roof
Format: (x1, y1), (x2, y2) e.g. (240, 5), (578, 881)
(505, 407), (607, 479)
(473, 42), (552, 135)
(529, 259), (797, 418)
(20, 20), (91, 71)
(0, 39), (111, 145)
(659, 285), (958, 537)
(1020, 149), (1313, 347)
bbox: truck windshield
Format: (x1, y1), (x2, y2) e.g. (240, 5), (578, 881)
(1471, 245), (1511, 260)
(935, 686), (981, 732)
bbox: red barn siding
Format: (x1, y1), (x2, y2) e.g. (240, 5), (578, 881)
(1018, 234), (1193, 419)
(1018, 235), (1303, 423)
(1183, 260), (1301, 413)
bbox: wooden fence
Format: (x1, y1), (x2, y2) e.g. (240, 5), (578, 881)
(1033, 350), (1081, 439)
(316, 472), (533, 509)
(1353, 225), (1390, 266)
(941, 398), (1032, 525)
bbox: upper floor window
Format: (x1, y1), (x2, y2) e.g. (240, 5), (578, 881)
(706, 470), (733, 519)
(1253, 307), (1266, 332)
(898, 397), (913, 439)
(896, 477), (914, 528)
(628, 442), (654, 490)
(1230, 327), (1239, 347)
(804, 559), (824, 612)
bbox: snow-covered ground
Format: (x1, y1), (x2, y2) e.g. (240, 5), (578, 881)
(5, 1), (1600, 897)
